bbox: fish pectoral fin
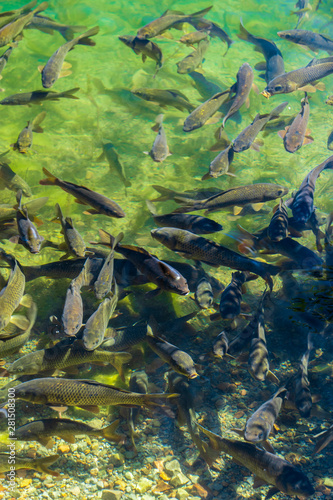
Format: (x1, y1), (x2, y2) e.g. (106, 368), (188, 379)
(233, 206), (244, 215)
(265, 487), (279, 500)
(37, 64), (45, 73)
(315, 81), (326, 91)
(251, 203), (265, 212)
(83, 209), (100, 215)
(59, 69), (72, 79)
(10, 314), (30, 330)
(205, 113), (223, 125)
(253, 476), (268, 489)
(266, 370), (280, 385)
(251, 83), (260, 95)
(298, 84), (317, 93)
(277, 127), (288, 139)
(141, 54), (147, 63)
(8, 235), (20, 244)
(262, 440), (275, 453)
(50, 405), (68, 416)
(303, 135), (314, 145)
(254, 61), (266, 71)
(230, 427), (244, 437)
(59, 434), (76, 444)
(20, 294), (33, 308)
(38, 436), (54, 448)
(236, 352), (249, 363)
(76, 405), (100, 413)
(74, 198), (88, 205)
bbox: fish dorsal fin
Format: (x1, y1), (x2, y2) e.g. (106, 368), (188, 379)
(161, 9), (184, 16)
(167, 89), (190, 101)
(72, 378), (133, 393)
(120, 244), (151, 255)
(157, 260), (179, 278)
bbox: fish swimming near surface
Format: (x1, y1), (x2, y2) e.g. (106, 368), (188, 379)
(0, 87), (80, 105)
(183, 90), (228, 132)
(96, 142), (131, 188)
(25, 13), (87, 41)
(53, 203), (87, 259)
(119, 35), (163, 76)
(278, 29), (333, 54)
(145, 114), (171, 162)
(176, 38), (209, 74)
(278, 93), (313, 153)
(10, 190), (44, 254)
(0, 0), (38, 30)
(0, 161), (32, 196)
(40, 167), (125, 218)
(0, 1), (48, 47)
(12, 111), (46, 153)
(131, 88), (195, 112)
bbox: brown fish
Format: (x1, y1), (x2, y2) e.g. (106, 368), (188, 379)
(278, 93), (312, 153)
(221, 62), (254, 130)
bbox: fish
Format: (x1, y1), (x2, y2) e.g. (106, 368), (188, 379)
(62, 276), (84, 337)
(288, 334), (313, 418)
(146, 114), (171, 162)
(212, 330), (229, 358)
(176, 38), (209, 74)
(268, 199), (289, 241)
(287, 155), (333, 224)
(127, 370), (148, 450)
(278, 29), (333, 54)
(39, 26), (99, 88)
(313, 424), (333, 454)
(0, 46), (13, 79)
(10, 190), (44, 253)
(0, 249), (31, 331)
(101, 322), (148, 351)
(232, 101), (289, 153)
(119, 35), (163, 76)
(0, 1), (48, 47)
(203, 143), (235, 179)
(94, 229), (189, 296)
(151, 227), (279, 280)
(131, 88), (195, 112)
(0, 300), (36, 358)
(292, 0), (310, 28)
(0, 452), (59, 476)
(188, 18), (233, 52)
(194, 276), (214, 309)
(166, 371), (219, 465)
(136, 6), (212, 39)
(278, 93), (312, 153)
(172, 183), (288, 215)
(25, 14), (87, 41)
(147, 323), (197, 379)
(14, 377), (179, 410)
(53, 203), (86, 259)
(261, 112), (298, 137)
(262, 57), (333, 97)
(96, 142), (131, 188)
(6, 337), (131, 380)
(231, 387), (287, 452)
(82, 279), (119, 351)
(94, 233), (122, 300)
(198, 425), (315, 498)
(0, 87), (80, 105)
(188, 71), (223, 101)
(0, 161), (32, 196)
(180, 29), (209, 46)
(39, 167), (125, 218)
(238, 21), (284, 84)
(221, 62), (254, 130)
(150, 184), (223, 203)
(219, 271), (249, 319)
(0, 1), (38, 30)
(183, 91), (228, 132)
(12, 111), (46, 153)
(15, 418), (124, 446)
(146, 200), (222, 234)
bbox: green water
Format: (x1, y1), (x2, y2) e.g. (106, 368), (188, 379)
(0, 0), (332, 499)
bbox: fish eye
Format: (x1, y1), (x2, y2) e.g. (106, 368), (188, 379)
(274, 85), (283, 92)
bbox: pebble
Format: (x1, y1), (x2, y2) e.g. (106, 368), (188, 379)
(135, 478), (154, 493)
(101, 490), (123, 500)
(176, 488), (189, 500)
(170, 472), (189, 488)
(324, 478), (333, 487)
(109, 453), (125, 467)
(164, 459), (182, 475)
(124, 471), (134, 481)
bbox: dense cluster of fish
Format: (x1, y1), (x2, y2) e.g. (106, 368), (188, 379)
(0, 0), (332, 498)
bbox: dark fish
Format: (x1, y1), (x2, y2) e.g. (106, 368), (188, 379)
(119, 35), (163, 76)
(194, 276), (214, 309)
(219, 271), (247, 319)
(136, 6), (212, 39)
(128, 370), (148, 450)
(203, 143), (235, 179)
(268, 198), (289, 241)
(262, 57), (333, 97)
(221, 62), (254, 129)
(97, 142), (131, 188)
(14, 377), (179, 410)
(131, 88), (195, 112)
(151, 227), (279, 280)
(146, 200), (222, 234)
(189, 18), (233, 52)
(288, 334), (313, 418)
(146, 114), (171, 162)
(278, 93), (312, 153)
(238, 21), (284, 83)
(180, 29), (209, 46)
(198, 425), (314, 498)
(313, 424), (333, 454)
(183, 91), (228, 132)
(232, 387), (287, 452)
(0, 1), (48, 47)
(212, 330), (229, 358)
(11, 190), (44, 253)
(16, 418), (124, 446)
(287, 155), (333, 224)
(54, 203), (86, 259)
(146, 325), (197, 379)
(0, 161), (32, 196)
(0, 453), (59, 476)
(172, 183), (288, 214)
(102, 322), (148, 351)
(0, 87), (80, 105)
(0, 46), (13, 79)
(12, 111), (46, 154)
(40, 26), (99, 88)
(176, 38), (209, 74)
(278, 29), (333, 54)
(40, 167), (125, 218)
(25, 14), (87, 41)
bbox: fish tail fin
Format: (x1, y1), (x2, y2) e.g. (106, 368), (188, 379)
(101, 419), (125, 444)
(59, 87), (80, 100)
(197, 423), (222, 454)
(150, 184), (176, 201)
(33, 454), (60, 476)
(15, 189), (23, 209)
(75, 26), (100, 46)
(146, 199), (157, 215)
(151, 113), (164, 132)
(143, 392), (179, 407)
(237, 19), (253, 43)
(189, 6), (213, 19)
(111, 352), (132, 381)
(31, 111), (46, 133)
(60, 25), (88, 41)
(40, 167), (58, 185)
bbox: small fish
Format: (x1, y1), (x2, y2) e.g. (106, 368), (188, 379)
(128, 370), (148, 450)
(39, 26), (99, 88)
(219, 271), (248, 319)
(188, 71), (222, 101)
(172, 183), (288, 214)
(268, 199), (289, 241)
(25, 14), (87, 41)
(231, 387), (287, 452)
(0, 87), (80, 105)
(146, 114), (171, 162)
(176, 38), (209, 74)
(180, 29), (209, 46)
(238, 21), (284, 83)
(292, 0), (310, 28)
(183, 91), (228, 132)
(0, 452), (59, 476)
(16, 418), (124, 446)
(212, 330), (229, 358)
(313, 424), (333, 454)
(97, 142), (131, 188)
(40, 167), (125, 218)
(262, 57), (333, 97)
(278, 93), (312, 153)
(62, 275), (84, 336)
(0, 1), (48, 47)
(11, 190), (44, 253)
(147, 324), (197, 379)
(221, 62), (254, 130)
(288, 334), (313, 418)
(136, 6), (212, 39)
(119, 35), (163, 75)
(278, 29), (333, 54)
(54, 203), (86, 259)
(12, 111), (46, 154)
(194, 276), (214, 309)
(202, 143), (235, 179)
(188, 19), (233, 52)
(0, 46), (13, 80)
(132, 88), (195, 112)
(0, 161), (32, 196)
(146, 200), (223, 234)
(197, 425), (314, 498)
(14, 377), (179, 410)
(94, 233), (122, 300)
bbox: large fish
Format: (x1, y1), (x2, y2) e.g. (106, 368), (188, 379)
(183, 91), (228, 132)
(54, 203), (86, 259)
(96, 143), (131, 188)
(39, 167), (125, 218)
(12, 111), (46, 154)
(0, 1), (38, 30)
(119, 35), (163, 76)
(278, 93), (312, 153)
(0, 452), (59, 476)
(0, 1), (48, 47)
(14, 377), (179, 411)
(25, 14), (87, 40)
(198, 425), (314, 498)
(267, 199), (289, 241)
(0, 87), (80, 105)
(176, 38), (209, 74)
(221, 63), (254, 130)
(278, 29), (333, 54)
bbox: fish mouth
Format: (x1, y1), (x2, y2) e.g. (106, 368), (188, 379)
(188, 372), (198, 379)
(261, 90), (271, 98)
